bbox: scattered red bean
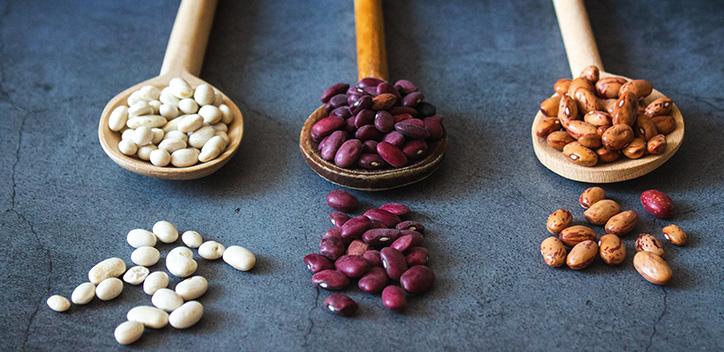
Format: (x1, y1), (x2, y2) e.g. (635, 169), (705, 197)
(405, 247), (429, 266)
(380, 247), (408, 280)
(641, 189), (673, 219)
(390, 232), (424, 253)
(323, 293), (358, 317)
(329, 212), (350, 227)
(362, 228), (401, 247)
(379, 203), (411, 216)
(341, 216), (372, 240)
(304, 254), (334, 273)
(346, 240), (368, 256)
(326, 190), (359, 211)
(312, 270), (350, 290)
(400, 265), (435, 294)
(381, 285), (407, 311)
(396, 220), (425, 233)
(362, 250), (382, 267)
(335, 255), (370, 279)
(363, 208), (401, 228)
(358, 267), (389, 294)
(319, 236), (345, 260)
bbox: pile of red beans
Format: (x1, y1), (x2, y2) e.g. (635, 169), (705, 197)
(304, 190), (435, 316)
(312, 78), (445, 170)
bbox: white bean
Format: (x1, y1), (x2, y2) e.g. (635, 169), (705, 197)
(131, 246), (160, 267)
(151, 128), (165, 144)
(178, 98), (199, 114)
(171, 148), (199, 167)
(127, 229), (157, 248)
(166, 253), (198, 278)
(219, 104), (233, 124)
(194, 84), (215, 106)
(198, 135), (226, 162)
(128, 101), (153, 116)
(169, 77), (193, 98)
(169, 301), (203, 329)
(123, 266), (150, 285)
(149, 148), (171, 167)
(127, 306), (169, 329)
(132, 126), (153, 146)
(162, 116), (180, 132)
(159, 103), (179, 119)
(177, 114), (203, 133)
(158, 138), (186, 153)
(96, 277), (123, 301)
(164, 130), (188, 142)
(152, 288), (184, 312)
(47, 295), (70, 312)
(139, 85), (160, 101)
(223, 246), (256, 271)
(121, 128), (135, 141)
(212, 123), (228, 132)
(198, 241), (225, 260)
(214, 91), (223, 106)
(127, 90), (144, 106)
(109, 106), (129, 132)
(188, 126), (215, 149)
(215, 131), (230, 145)
(137, 145), (156, 161)
(175, 276), (207, 300)
(71, 282), (95, 305)
(181, 231), (203, 248)
(160, 86), (180, 105)
(118, 139), (138, 156)
(152, 220), (178, 243)
(143, 271), (169, 295)
(198, 105), (222, 124)
(148, 100), (162, 114)
(114, 321), (144, 345)
(89, 257), (126, 284)
(169, 246), (193, 258)
(127, 115), (166, 129)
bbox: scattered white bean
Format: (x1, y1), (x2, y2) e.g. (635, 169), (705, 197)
(118, 139), (138, 156)
(47, 295), (70, 312)
(199, 135), (227, 162)
(169, 301), (204, 329)
(123, 266), (150, 285)
(198, 105), (222, 124)
(96, 277), (123, 301)
(177, 114), (203, 133)
(169, 78), (193, 99)
(181, 231), (203, 248)
(109, 106), (128, 132)
(175, 276), (208, 300)
(127, 115), (166, 129)
(194, 84), (215, 106)
(152, 288), (184, 312)
(222, 246), (256, 271)
(114, 321), (144, 345)
(188, 126), (215, 149)
(149, 148), (171, 167)
(169, 246), (193, 258)
(127, 229), (157, 248)
(152, 220), (178, 243)
(127, 306), (169, 329)
(198, 241), (225, 260)
(171, 148), (199, 167)
(71, 282), (95, 305)
(89, 257), (127, 284)
(131, 246), (160, 267)
(143, 271), (169, 295)
(219, 104), (233, 124)
(166, 253), (198, 278)
(178, 98), (199, 114)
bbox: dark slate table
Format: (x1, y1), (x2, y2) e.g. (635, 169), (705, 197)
(2, 0), (722, 351)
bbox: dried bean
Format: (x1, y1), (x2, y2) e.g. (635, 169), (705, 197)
(396, 220), (424, 233)
(644, 97), (673, 117)
(379, 203), (410, 217)
(329, 212), (350, 227)
(566, 240), (598, 270)
(390, 232), (424, 253)
(651, 115), (676, 134)
(579, 187), (605, 208)
(358, 153), (387, 170)
(304, 254), (335, 273)
(395, 119), (430, 139)
(363, 208), (400, 228)
(535, 117), (561, 137)
(640, 189), (673, 219)
(633, 251), (671, 285)
(321, 83), (349, 103)
(662, 224), (687, 246)
(546, 131), (575, 150)
(323, 293), (358, 316)
(553, 78), (571, 95)
(598, 234), (626, 265)
(635, 233), (665, 257)
(540, 237), (566, 268)
(354, 109), (375, 128)
(341, 216), (372, 240)
(381, 285), (407, 311)
(362, 228), (402, 247)
(405, 247), (429, 266)
(319, 130), (346, 161)
(355, 125), (383, 141)
(374, 111), (394, 133)
(584, 199), (621, 225)
(311, 115), (344, 141)
(402, 140), (428, 160)
(622, 137), (646, 159)
(347, 240), (368, 256)
(539, 95), (561, 117)
(327, 190), (358, 211)
(380, 247), (408, 280)
(604, 210), (639, 236)
(358, 267), (388, 293)
(595, 77), (626, 98)
(546, 208), (572, 234)
(312, 269), (350, 290)
(559, 225), (597, 247)
(579, 65), (599, 82)
(335, 255), (371, 278)
(562, 142), (597, 166)
(602, 124), (634, 150)
(400, 265), (435, 294)
(320, 236), (346, 260)
(635, 115), (659, 141)
(383, 131), (406, 147)
(362, 250), (382, 267)
(647, 134), (667, 155)
(334, 139), (363, 167)
(372, 93), (397, 110)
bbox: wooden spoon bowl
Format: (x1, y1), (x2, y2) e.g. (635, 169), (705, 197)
(300, 105), (447, 191)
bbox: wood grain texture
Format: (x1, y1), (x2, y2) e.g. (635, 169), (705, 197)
(161, 0), (218, 76)
(552, 0), (603, 76)
(355, 0), (388, 80)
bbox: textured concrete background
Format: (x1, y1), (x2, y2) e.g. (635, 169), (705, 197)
(1, 0), (722, 351)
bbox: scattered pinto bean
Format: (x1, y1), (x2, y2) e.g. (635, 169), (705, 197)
(598, 234), (626, 265)
(540, 237), (566, 268)
(566, 240), (598, 270)
(559, 225), (597, 247)
(646, 134), (667, 155)
(579, 187), (605, 208)
(546, 209), (572, 234)
(584, 199), (621, 225)
(662, 224), (687, 246)
(604, 210), (639, 236)
(633, 251), (672, 285)
(635, 233), (665, 257)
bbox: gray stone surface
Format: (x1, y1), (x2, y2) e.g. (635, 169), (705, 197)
(1, 0), (722, 350)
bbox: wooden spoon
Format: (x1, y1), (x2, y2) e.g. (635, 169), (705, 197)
(299, 0), (447, 191)
(531, 0), (684, 183)
(98, 0), (244, 180)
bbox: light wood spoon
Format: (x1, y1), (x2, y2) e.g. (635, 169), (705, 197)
(531, 0), (684, 183)
(299, 0), (447, 191)
(98, 0), (244, 180)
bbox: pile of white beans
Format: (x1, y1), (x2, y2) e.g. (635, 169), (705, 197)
(46, 220), (256, 345)
(108, 78), (233, 167)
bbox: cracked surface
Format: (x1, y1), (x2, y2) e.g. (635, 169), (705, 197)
(0, 0), (722, 351)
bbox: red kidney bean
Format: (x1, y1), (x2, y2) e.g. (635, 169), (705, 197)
(417, 102), (436, 117)
(402, 91), (424, 107)
(355, 125), (383, 141)
(329, 94), (348, 108)
(362, 250), (382, 267)
(400, 265), (435, 294)
(389, 106), (418, 117)
(323, 293), (358, 316)
(393, 113), (414, 123)
(350, 95), (372, 115)
(329, 212), (350, 227)
(383, 131), (406, 147)
(363, 208), (401, 227)
(335, 255), (370, 279)
(381, 285), (407, 311)
(379, 203), (410, 217)
(396, 220), (424, 233)
(640, 189), (673, 219)
(358, 77), (384, 88)
(405, 247), (429, 266)
(370, 220), (388, 229)
(341, 216), (372, 240)
(390, 233), (424, 253)
(402, 139), (428, 160)
(357, 153), (387, 170)
(380, 247), (408, 280)
(331, 106), (351, 119)
(394, 80), (417, 95)
(304, 253), (335, 273)
(319, 130), (346, 161)
(423, 116), (444, 140)
(326, 190), (358, 211)
(372, 93), (398, 111)
(358, 267), (389, 293)
(346, 240), (368, 256)
(321, 83), (349, 103)
(395, 120), (430, 139)
(362, 228), (401, 246)
(374, 111), (394, 133)
(344, 116), (356, 132)
(322, 227), (342, 240)
(311, 115), (345, 142)
(377, 142), (408, 168)
(354, 109), (374, 128)
(319, 236), (345, 260)
(376, 82), (399, 97)
(334, 139), (363, 167)
(362, 140), (378, 153)
(312, 270), (350, 290)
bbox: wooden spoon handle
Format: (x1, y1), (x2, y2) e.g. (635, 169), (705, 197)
(354, 0), (388, 81)
(160, 0), (218, 76)
(552, 0), (604, 76)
